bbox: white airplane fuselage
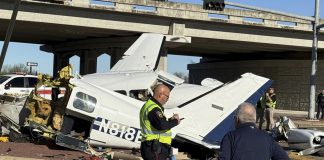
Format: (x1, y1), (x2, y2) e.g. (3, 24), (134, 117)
(63, 70), (271, 149)
(65, 71), (209, 148)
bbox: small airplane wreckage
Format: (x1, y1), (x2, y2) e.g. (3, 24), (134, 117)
(0, 33), (272, 159)
(272, 116), (324, 157)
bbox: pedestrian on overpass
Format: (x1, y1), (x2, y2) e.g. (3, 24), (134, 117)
(316, 89), (324, 119)
(218, 102), (290, 160)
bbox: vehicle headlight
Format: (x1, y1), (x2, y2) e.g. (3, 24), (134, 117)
(314, 136), (321, 144)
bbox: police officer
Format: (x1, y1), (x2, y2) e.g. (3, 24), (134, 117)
(265, 87), (276, 131)
(139, 84), (181, 160)
(316, 89), (324, 119)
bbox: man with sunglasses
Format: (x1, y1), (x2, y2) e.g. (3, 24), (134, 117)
(140, 84), (181, 160)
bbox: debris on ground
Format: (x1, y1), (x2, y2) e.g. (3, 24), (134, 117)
(288, 151), (316, 160)
(0, 137), (9, 143)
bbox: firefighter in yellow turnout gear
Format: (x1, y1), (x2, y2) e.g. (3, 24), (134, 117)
(140, 84), (181, 160)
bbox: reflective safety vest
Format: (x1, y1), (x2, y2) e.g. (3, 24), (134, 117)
(139, 99), (172, 145)
(266, 94), (277, 108)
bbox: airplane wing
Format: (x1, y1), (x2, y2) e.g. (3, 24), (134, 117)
(167, 73), (272, 149)
(111, 33), (165, 72)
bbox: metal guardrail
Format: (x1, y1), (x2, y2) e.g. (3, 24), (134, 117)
(88, 0), (313, 30)
(21, 0), (317, 30)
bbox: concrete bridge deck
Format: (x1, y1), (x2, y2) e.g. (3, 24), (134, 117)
(1, 0), (324, 57)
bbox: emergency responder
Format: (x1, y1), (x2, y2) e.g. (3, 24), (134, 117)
(316, 89), (324, 119)
(256, 94), (266, 129)
(265, 87), (276, 131)
(218, 102), (290, 160)
(139, 84), (181, 160)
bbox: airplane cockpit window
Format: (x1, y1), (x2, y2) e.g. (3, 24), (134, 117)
(114, 90), (127, 96)
(130, 90), (149, 101)
(73, 92), (97, 113)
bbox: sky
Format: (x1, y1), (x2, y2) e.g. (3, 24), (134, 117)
(0, 0), (323, 75)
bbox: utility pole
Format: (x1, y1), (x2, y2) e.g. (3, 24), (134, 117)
(0, 0), (21, 72)
(220, 1), (320, 118)
(309, 0), (320, 119)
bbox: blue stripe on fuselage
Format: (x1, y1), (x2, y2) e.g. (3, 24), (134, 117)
(202, 80), (273, 145)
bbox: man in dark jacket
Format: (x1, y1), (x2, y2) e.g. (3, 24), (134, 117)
(218, 102), (290, 160)
(316, 89), (324, 119)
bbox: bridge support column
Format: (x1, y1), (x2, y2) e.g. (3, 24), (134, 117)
(157, 49), (168, 71)
(53, 52), (73, 78)
(188, 59), (324, 111)
(41, 36), (136, 75)
(169, 22), (185, 36)
(80, 50), (99, 75)
(110, 48), (125, 69)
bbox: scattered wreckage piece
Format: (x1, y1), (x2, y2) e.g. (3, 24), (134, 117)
(0, 94), (27, 136)
(25, 65), (72, 132)
(0, 65), (72, 141)
(273, 116), (324, 157)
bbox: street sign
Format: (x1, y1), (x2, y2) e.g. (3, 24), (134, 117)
(27, 62), (38, 66)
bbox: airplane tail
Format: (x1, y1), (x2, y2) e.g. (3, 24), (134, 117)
(111, 33), (165, 72)
(169, 73), (272, 148)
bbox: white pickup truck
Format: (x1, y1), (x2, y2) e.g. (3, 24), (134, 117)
(0, 74), (37, 95)
(0, 73), (64, 99)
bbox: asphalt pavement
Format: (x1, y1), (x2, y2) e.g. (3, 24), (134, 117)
(273, 109), (324, 129)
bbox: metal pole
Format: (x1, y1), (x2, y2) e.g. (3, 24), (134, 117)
(0, 0), (21, 72)
(309, 0), (320, 119)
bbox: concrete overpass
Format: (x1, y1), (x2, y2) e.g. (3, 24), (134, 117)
(1, 0), (324, 56)
(1, 0), (324, 111)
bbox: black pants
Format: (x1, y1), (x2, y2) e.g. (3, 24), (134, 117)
(140, 141), (171, 160)
(316, 103), (324, 119)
